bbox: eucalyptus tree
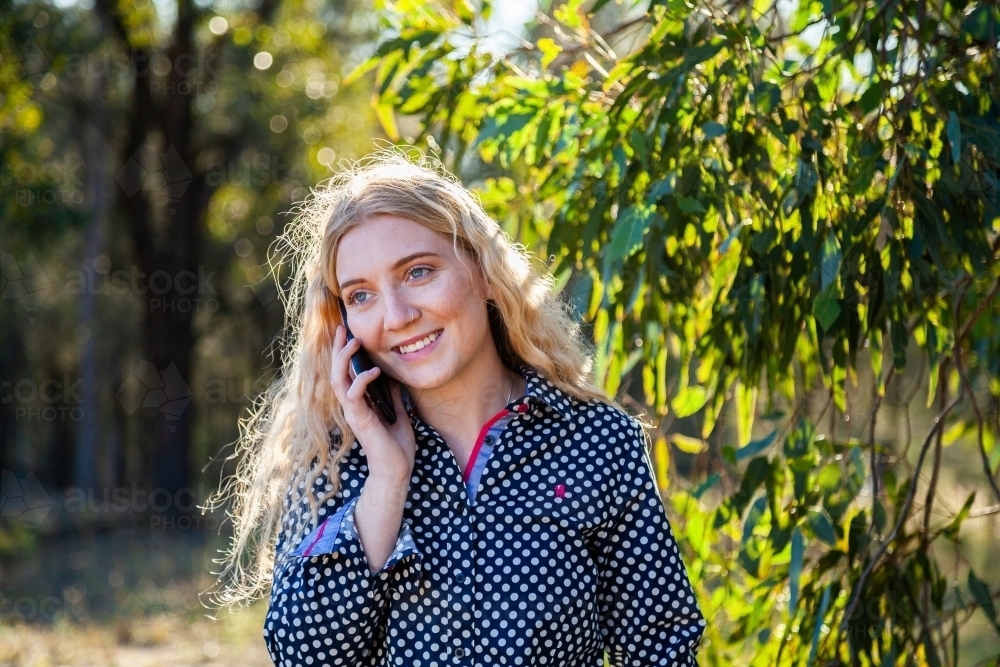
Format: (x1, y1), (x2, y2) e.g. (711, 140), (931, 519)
(1, 0), (376, 497)
(353, 0), (1000, 663)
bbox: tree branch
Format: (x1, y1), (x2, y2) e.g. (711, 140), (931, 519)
(841, 390), (965, 631)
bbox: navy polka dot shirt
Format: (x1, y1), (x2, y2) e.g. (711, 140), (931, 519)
(264, 364), (706, 666)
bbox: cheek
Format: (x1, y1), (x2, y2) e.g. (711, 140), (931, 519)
(351, 311), (384, 344)
(414, 274), (489, 332)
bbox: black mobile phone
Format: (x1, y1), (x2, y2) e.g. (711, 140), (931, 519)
(338, 298), (397, 425)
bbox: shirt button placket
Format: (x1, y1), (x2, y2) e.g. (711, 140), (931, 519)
(450, 496), (473, 664)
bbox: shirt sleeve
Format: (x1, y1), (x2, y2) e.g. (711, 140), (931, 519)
(596, 418), (706, 666)
(262, 451), (422, 667)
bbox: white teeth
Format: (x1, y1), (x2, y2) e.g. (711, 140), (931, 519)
(397, 330), (440, 354)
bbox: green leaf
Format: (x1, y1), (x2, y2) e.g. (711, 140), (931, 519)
(741, 496), (767, 547)
(537, 37), (561, 69)
(806, 508), (837, 545)
(721, 445), (737, 466)
(553, 0), (584, 29)
(672, 385), (708, 418)
(608, 204), (656, 261)
(670, 433), (708, 454)
(789, 528), (803, 614)
(646, 172), (676, 203)
(819, 233), (841, 291)
(808, 586), (832, 664)
(858, 82), (881, 115)
(943, 492), (976, 540)
(455, 0), (476, 24)
(719, 221), (745, 255)
(848, 511), (868, 561)
(735, 381), (756, 446)
(342, 56), (380, 87)
(735, 429), (777, 461)
(741, 457), (772, 497)
(752, 81), (781, 115)
(942, 420), (969, 447)
(947, 111), (961, 163)
(702, 121), (726, 140)
(676, 195), (706, 214)
(474, 110), (538, 149)
(692, 473), (721, 500)
(373, 101), (399, 140)
(969, 570), (1000, 633)
(813, 282), (842, 331)
(682, 38), (727, 69)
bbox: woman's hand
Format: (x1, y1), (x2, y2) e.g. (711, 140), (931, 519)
(331, 325), (416, 483)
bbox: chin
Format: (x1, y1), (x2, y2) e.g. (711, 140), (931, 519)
(398, 358), (459, 391)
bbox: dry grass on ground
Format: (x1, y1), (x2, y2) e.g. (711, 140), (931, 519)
(0, 601), (271, 667)
(1, 525), (272, 667)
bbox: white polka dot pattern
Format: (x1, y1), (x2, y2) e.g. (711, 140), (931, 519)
(264, 364), (706, 666)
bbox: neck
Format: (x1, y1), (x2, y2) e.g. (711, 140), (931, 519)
(408, 352), (524, 451)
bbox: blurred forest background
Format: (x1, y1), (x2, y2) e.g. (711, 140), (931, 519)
(2, 0), (999, 665)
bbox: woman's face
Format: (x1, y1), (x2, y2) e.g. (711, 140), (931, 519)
(334, 214), (496, 390)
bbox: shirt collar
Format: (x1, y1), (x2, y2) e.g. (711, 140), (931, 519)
(398, 363), (575, 423)
(515, 363), (574, 421)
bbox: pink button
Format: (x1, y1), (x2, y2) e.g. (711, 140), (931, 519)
(554, 484), (565, 498)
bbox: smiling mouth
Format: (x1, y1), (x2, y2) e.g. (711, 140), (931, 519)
(393, 329), (443, 355)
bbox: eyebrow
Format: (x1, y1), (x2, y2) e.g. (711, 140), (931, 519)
(338, 251), (443, 291)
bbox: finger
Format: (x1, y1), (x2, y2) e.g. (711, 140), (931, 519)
(330, 335), (362, 404)
(331, 336), (361, 388)
(345, 366), (382, 406)
(338, 366), (381, 430)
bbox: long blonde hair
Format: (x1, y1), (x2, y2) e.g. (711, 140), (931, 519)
(207, 150), (616, 608)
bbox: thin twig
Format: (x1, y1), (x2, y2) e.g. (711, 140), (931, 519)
(969, 504), (1000, 518)
(841, 391), (966, 630)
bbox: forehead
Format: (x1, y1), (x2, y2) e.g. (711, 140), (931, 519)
(334, 215), (457, 284)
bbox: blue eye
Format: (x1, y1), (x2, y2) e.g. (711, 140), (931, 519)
(347, 291), (368, 305)
(409, 266), (431, 280)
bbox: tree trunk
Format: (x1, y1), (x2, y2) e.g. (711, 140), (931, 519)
(73, 75), (112, 491)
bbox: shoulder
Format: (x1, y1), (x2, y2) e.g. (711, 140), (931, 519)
(564, 394), (648, 445)
(521, 364), (647, 446)
(559, 397), (651, 473)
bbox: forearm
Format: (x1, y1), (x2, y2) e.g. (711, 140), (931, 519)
(354, 472), (411, 574)
(264, 552), (386, 666)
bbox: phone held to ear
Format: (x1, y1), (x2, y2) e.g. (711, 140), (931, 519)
(338, 298), (397, 425)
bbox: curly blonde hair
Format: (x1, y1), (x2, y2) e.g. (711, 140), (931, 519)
(206, 149), (617, 608)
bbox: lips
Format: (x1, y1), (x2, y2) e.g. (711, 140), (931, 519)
(392, 329), (443, 355)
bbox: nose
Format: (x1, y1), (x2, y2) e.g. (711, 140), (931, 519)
(382, 287), (416, 332)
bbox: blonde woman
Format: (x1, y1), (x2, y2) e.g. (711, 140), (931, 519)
(212, 152), (705, 666)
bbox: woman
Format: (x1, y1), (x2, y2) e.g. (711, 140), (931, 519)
(211, 152), (705, 666)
